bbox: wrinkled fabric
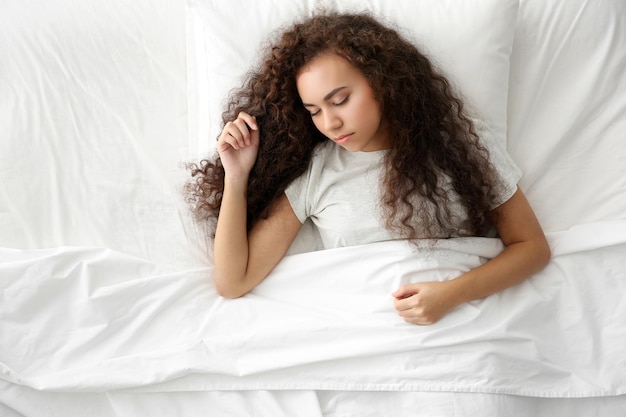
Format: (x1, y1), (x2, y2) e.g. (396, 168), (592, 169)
(1, 224), (625, 396)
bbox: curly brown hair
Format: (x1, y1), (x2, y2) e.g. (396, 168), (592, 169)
(185, 12), (501, 239)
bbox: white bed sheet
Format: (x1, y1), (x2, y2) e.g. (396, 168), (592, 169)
(507, 0), (626, 231)
(0, 0), (205, 267)
(2, 386), (626, 417)
(1, 226), (625, 396)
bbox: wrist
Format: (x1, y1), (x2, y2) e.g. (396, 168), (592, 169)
(223, 174), (249, 188)
(443, 275), (473, 307)
(222, 176), (249, 201)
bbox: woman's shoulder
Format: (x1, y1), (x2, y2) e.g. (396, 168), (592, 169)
(470, 118), (523, 207)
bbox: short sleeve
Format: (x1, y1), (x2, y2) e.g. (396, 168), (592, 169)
(284, 149), (324, 224)
(284, 171), (309, 224)
(474, 119), (523, 208)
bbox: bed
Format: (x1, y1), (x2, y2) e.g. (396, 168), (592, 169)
(1, 0), (625, 415)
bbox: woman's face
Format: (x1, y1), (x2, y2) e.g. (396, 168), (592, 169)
(296, 53), (389, 152)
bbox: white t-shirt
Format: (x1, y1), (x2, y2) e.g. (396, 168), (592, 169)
(285, 130), (521, 249)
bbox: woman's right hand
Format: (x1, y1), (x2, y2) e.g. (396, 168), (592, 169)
(216, 112), (260, 180)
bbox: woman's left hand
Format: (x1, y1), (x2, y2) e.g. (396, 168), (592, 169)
(392, 281), (461, 325)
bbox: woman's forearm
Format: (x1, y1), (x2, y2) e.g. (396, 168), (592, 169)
(449, 188), (551, 305)
(213, 177), (250, 297)
(447, 237), (551, 306)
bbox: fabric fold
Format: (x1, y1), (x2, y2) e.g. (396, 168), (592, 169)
(1, 220), (625, 396)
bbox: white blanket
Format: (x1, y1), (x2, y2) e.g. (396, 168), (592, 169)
(2, 221), (625, 397)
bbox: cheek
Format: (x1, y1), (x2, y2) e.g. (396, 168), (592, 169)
(358, 101), (382, 130)
(311, 118), (325, 134)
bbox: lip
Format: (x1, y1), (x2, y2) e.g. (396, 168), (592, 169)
(335, 133), (354, 144)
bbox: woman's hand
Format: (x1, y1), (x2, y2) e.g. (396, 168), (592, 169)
(392, 281), (461, 325)
(217, 112), (260, 180)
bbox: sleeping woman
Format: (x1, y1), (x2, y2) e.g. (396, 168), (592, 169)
(185, 12), (551, 325)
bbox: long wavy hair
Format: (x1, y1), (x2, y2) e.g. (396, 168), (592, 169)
(185, 12), (501, 239)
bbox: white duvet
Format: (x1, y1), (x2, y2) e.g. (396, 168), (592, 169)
(2, 222), (625, 397)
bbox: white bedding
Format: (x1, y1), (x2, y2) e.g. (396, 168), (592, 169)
(1, 0), (626, 415)
(1, 224), (625, 396)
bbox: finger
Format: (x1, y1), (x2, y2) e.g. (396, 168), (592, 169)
(397, 308), (426, 324)
(395, 304), (431, 324)
(405, 312), (439, 326)
(403, 316), (433, 326)
(222, 122), (245, 149)
(392, 284), (419, 300)
(232, 118), (252, 146)
(393, 295), (418, 312)
(396, 305), (415, 317)
(237, 112), (258, 131)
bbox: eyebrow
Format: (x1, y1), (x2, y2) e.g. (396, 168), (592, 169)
(302, 86), (347, 107)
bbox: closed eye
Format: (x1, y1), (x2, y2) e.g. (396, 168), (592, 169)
(333, 96), (349, 106)
(306, 95), (349, 117)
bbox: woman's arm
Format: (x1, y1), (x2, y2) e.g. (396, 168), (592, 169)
(214, 190), (302, 298)
(213, 112), (302, 298)
(393, 188), (551, 324)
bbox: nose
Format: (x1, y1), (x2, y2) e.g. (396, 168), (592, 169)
(321, 110), (342, 133)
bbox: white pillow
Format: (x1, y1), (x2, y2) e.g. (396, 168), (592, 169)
(186, 0), (520, 156)
(506, 0), (626, 232)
